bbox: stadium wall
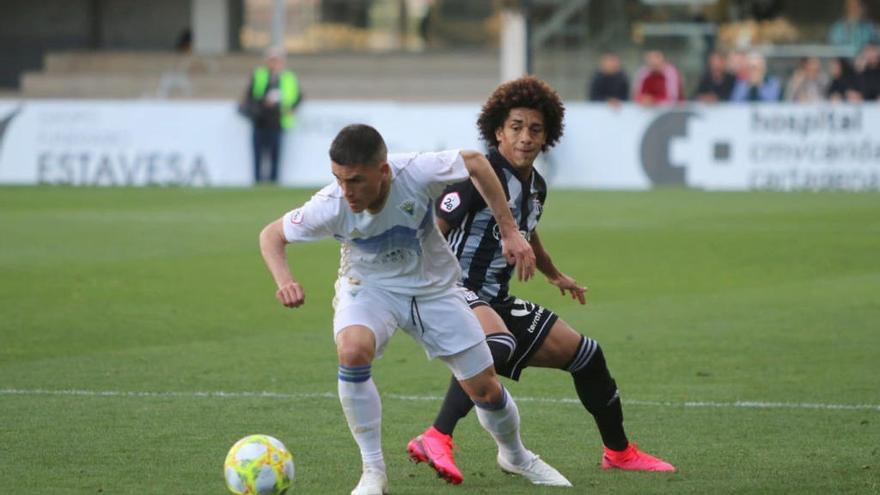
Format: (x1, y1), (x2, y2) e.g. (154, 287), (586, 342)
(0, 100), (878, 191)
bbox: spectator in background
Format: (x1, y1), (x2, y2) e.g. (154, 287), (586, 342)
(855, 42), (880, 100)
(727, 50), (750, 82)
(694, 51), (736, 102)
(588, 52), (629, 105)
(784, 57), (829, 102)
(827, 57), (863, 101)
(239, 47), (303, 184)
(174, 28), (192, 53)
(419, 0), (435, 47)
(633, 50), (684, 106)
(828, 0), (878, 57)
(730, 52), (781, 102)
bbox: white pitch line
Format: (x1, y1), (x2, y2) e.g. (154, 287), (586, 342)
(1, 388), (878, 412)
(0, 388), (336, 400)
(385, 393), (880, 411)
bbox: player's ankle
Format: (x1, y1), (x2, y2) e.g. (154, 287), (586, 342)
(603, 442), (630, 454)
(499, 447), (531, 466)
(426, 425), (451, 438)
(362, 458), (386, 473)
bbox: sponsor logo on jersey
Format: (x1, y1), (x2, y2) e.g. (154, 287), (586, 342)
(289, 208), (304, 224)
(464, 290), (479, 302)
(350, 228), (364, 238)
(440, 192), (461, 212)
(398, 200), (415, 216)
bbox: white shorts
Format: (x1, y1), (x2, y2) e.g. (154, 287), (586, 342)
(333, 281), (491, 379)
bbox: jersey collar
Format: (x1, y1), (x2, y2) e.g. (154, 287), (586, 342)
(488, 148), (534, 187)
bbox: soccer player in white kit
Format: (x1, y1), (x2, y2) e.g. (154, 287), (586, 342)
(259, 124), (571, 495)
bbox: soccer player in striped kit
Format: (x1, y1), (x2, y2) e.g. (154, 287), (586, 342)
(407, 76), (675, 485)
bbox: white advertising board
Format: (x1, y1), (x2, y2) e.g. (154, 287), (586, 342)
(0, 100), (877, 191)
(0, 100), (250, 187)
(544, 103), (879, 191)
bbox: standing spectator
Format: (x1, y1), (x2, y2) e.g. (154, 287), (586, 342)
(827, 57), (863, 101)
(828, 0), (879, 57)
(240, 47), (302, 184)
(727, 49), (750, 82)
(588, 52), (630, 105)
(855, 42), (880, 100)
(784, 56), (829, 102)
(174, 28), (192, 53)
(633, 50), (684, 106)
(694, 51), (736, 102)
(419, 0), (435, 47)
(730, 52), (781, 102)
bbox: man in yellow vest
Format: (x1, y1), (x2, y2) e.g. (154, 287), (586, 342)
(241, 46), (302, 184)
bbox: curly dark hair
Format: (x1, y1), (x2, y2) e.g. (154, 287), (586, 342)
(477, 76), (565, 152)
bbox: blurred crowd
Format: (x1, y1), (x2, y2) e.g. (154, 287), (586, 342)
(589, 0), (880, 105)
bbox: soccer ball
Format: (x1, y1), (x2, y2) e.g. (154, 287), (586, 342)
(224, 434), (295, 495)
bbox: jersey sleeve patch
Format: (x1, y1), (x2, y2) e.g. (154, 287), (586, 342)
(289, 208), (304, 224)
(439, 192), (461, 213)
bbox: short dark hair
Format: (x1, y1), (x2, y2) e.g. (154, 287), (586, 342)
(477, 76), (565, 152)
(329, 124), (387, 166)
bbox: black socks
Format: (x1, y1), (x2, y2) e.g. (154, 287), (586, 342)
(569, 337), (629, 451)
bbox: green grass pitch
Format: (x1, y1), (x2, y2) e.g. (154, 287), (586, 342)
(1, 186), (878, 494)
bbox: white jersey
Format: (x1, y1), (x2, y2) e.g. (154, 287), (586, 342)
(282, 150), (470, 296)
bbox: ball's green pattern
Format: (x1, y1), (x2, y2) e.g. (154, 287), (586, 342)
(224, 434), (294, 495)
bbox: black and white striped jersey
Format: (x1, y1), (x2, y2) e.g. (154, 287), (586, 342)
(435, 148), (547, 304)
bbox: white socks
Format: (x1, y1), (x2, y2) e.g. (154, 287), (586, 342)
(473, 387), (529, 465)
(338, 365), (385, 473)
(338, 366), (527, 472)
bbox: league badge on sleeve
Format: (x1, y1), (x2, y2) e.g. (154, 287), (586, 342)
(289, 208), (304, 224)
(440, 192), (461, 213)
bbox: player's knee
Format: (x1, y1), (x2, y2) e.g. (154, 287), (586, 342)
(568, 336), (610, 379)
(486, 332), (516, 378)
(569, 338), (621, 412)
(336, 343), (374, 367)
(470, 384), (504, 405)
(335, 327), (376, 366)
(461, 372), (504, 404)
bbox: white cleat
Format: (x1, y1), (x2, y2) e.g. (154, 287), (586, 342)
(350, 468), (388, 495)
(497, 451), (572, 487)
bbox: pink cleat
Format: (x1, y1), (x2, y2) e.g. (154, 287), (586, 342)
(406, 426), (464, 484)
(602, 443), (676, 472)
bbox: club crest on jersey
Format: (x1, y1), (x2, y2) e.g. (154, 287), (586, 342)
(398, 200), (415, 216)
(289, 208), (304, 224)
(440, 192), (461, 213)
(532, 195), (543, 216)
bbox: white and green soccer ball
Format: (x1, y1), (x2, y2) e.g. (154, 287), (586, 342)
(224, 434), (295, 495)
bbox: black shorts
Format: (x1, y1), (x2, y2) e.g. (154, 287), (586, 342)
(464, 290), (558, 380)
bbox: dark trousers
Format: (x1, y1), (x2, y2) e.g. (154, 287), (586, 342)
(252, 127), (282, 183)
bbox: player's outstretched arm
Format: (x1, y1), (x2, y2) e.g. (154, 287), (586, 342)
(259, 218), (306, 308)
(530, 231), (587, 305)
(460, 150), (536, 281)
